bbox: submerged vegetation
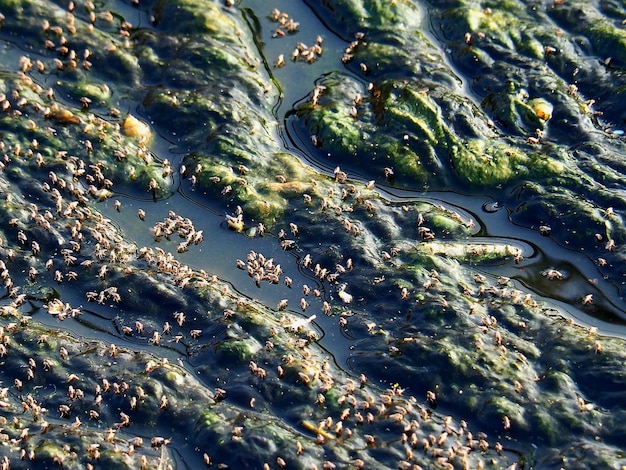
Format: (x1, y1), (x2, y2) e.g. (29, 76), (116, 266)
(0, 0), (626, 468)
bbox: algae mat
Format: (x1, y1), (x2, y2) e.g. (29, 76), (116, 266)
(0, 0), (626, 468)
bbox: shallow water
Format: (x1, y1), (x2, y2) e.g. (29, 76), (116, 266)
(1, 0), (626, 468)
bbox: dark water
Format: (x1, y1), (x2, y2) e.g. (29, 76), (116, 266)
(1, 0), (626, 468)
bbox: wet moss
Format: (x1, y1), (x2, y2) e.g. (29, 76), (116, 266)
(153, 0), (238, 39)
(307, 0), (422, 36)
(586, 18), (626, 66)
(216, 339), (256, 364)
(1, 0), (626, 468)
(454, 139), (561, 185)
(73, 81), (112, 106)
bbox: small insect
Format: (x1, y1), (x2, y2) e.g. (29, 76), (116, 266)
(593, 340), (603, 354)
(158, 395), (168, 409)
(150, 331), (161, 345)
(542, 268), (563, 280)
(400, 287), (409, 300)
(426, 390), (437, 407)
(174, 311), (186, 326)
(289, 222), (299, 237)
(151, 436), (171, 448)
(497, 276), (510, 286)
(119, 412), (131, 427)
(148, 178), (159, 193)
(502, 416), (511, 430)
(302, 254), (312, 268)
(97, 265), (108, 280)
(58, 404), (70, 417)
(337, 287), (353, 304)
(578, 397), (594, 412)
(281, 239), (296, 250)
(539, 225), (552, 236)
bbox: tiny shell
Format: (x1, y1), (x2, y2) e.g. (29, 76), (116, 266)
(50, 106), (81, 124)
(123, 113), (151, 143)
(528, 98), (553, 121)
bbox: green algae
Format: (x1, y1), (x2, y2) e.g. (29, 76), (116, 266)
(454, 138), (562, 185)
(296, 75), (443, 184)
(216, 339), (257, 364)
(61, 81), (112, 107)
(0, 0), (626, 468)
(294, 68), (566, 187)
(307, 0), (423, 36)
(153, 0), (238, 39)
